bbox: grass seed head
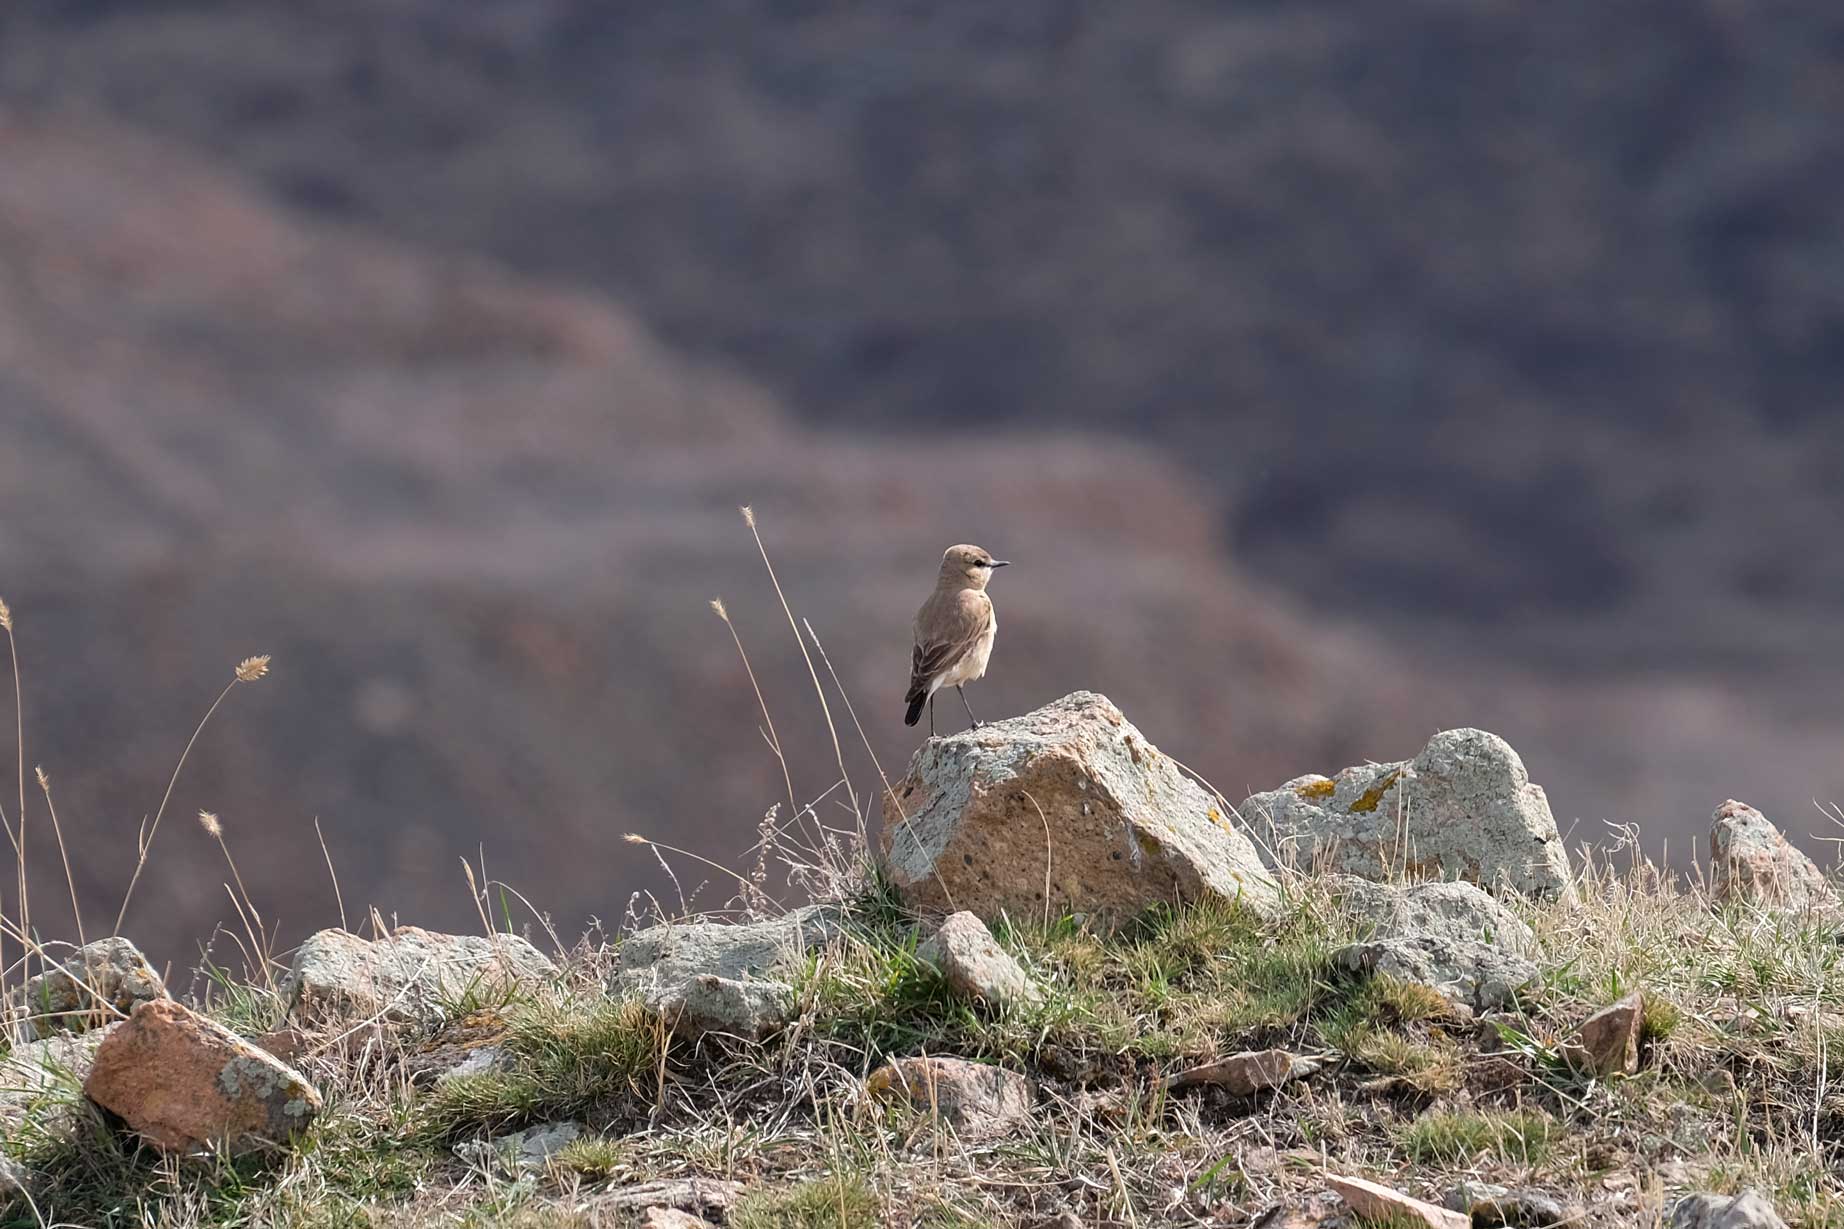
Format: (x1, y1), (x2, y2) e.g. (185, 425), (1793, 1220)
(235, 654), (271, 682)
(197, 810), (224, 838)
(0, 595), (11, 631)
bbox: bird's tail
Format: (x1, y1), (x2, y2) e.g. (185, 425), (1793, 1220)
(904, 693), (925, 727)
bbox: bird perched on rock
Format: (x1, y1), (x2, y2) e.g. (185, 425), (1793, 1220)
(905, 544), (1008, 736)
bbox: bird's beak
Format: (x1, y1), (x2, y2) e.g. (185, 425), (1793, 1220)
(989, 560), (1011, 568)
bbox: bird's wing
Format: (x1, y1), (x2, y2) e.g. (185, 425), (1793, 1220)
(907, 592), (990, 700)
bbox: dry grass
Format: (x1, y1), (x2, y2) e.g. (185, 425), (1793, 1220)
(6, 525), (1844, 1227)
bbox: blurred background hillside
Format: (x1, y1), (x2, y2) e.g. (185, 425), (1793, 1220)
(1, 2), (1842, 967)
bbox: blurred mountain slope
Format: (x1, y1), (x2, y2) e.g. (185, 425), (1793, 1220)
(5, 1), (1843, 673)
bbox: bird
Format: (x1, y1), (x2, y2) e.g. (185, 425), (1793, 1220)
(904, 544), (1009, 736)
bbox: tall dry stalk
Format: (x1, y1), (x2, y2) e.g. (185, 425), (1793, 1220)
(740, 507), (860, 830)
(36, 766), (83, 951)
(0, 595), (23, 1016)
(712, 598), (799, 832)
(113, 655), (271, 936)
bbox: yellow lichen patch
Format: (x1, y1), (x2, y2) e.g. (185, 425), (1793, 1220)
(1295, 778), (1336, 801)
(1348, 769), (1401, 814)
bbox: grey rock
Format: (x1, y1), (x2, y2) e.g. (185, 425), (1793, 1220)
(282, 925), (556, 1028)
(16, 937), (167, 1039)
(918, 911), (1042, 1008)
(640, 1210), (713, 1229)
(1241, 728), (1574, 901)
(454, 1120), (580, 1173)
(1332, 878), (1537, 1012)
(0, 1029), (108, 1134)
(868, 1055), (1033, 1141)
(1670, 1189), (1788, 1229)
(1710, 800), (1835, 910)
(1445, 1181), (1576, 1227)
(612, 904), (841, 1039)
(591, 1177), (746, 1217)
(880, 691), (1279, 924)
(433, 1044), (510, 1085)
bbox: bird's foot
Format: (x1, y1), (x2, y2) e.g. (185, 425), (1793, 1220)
(971, 719), (986, 729)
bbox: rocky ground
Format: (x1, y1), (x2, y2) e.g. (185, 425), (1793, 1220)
(3, 693), (1840, 1228)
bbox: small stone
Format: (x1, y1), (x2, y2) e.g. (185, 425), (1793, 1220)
(454, 1120), (581, 1174)
(917, 912), (1042, 1008)
(880, 692), (1280, 924)
(1166, 1049), (1320, 1095)
(1563, 991), (1645, 1077)
(1445, 1180), (1576, 1227)
(612, 905), (841, 1039)
(282, 926), (555, 1029)
(590, 1178), (746, 1217)
(83, 1000), (322, 1154)
(867, 1055), (1033, 1141)
(1710, 801), (1835, 911)
(640, 1210), (712, 1229)
(17, 938), (167, 1039)
(1669, 1188), (1789, 1229)
(1329, 1174), (1469, 1229)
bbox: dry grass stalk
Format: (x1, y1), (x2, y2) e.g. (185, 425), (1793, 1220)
(113, 653), (272, 936)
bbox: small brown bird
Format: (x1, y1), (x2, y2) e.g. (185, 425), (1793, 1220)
(904, 544), (1009, 735)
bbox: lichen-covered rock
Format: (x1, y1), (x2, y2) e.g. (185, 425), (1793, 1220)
(1563, 991), (1644, 1078)
(880, 691), (1278, 924)
(1241, 728), (1573, 902)
(454, 1120), (580, 1173)
(282, 926), (556, 1028)
(590, 1178), (745, 1220)
(867, 1055), (1033, 1141)
(917, 911), (1042, 1008)
(17, 937), (167, 1039)
(1710, 800), (1835, 910)
(612, 905), (841, 1038)
(1670, 1189), (1788, 1229)
(83, 999), (321, 1153)
(1332, 878), (1537, 1012)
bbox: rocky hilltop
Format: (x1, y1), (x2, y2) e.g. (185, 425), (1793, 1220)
(3, 695), (1832, 1226)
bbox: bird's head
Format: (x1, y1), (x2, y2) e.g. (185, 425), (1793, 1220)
(940, 544), (1010, 590)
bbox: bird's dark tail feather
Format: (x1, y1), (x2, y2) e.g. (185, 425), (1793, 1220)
(904, 694), (925, 726)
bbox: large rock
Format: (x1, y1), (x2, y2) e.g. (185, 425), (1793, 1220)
(1332, 878), (1537, 1012)
(1710, 800), (1835, 910)
(1670, 1190), (1788, 1229)
(612, 905), (842, 1039)
(1329, 1175), (1469, 1229)
(1167, 1049), (1321, 1096)
(917, 911), (1042, 1008)
(1241, 728), (1573, 901)
(83, 999), (322, 1154)
(880, 692), (1278, 924)
(866, 1055), (1033, 1141)
(282, 926), (556, 1028)
(16, 937), (168, 1039)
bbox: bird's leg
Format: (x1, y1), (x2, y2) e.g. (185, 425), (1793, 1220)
(958, 684), (983, 729)
(929, 695), (937, 737)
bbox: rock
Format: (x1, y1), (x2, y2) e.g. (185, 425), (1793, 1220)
(917, 911), (1042, 1008)
(426, 1043), (511, 1087)
(640, 1211), (711, 1229)
(1563, 991), (1644, 1077)
(0, 1028), (108, 1142)
(1329, 1175), (1469, 1229)
(456, 1120), (580, 1173)
(589, 1177), (746, 1217)
(613, 905), (842, 1039)
(1332, 878), (1537, 1012)
(1445, 1181), (1576, 1227)
(867, 1055), (1033, 1141)
(1710, 801), (1835, 910)
(1242, 728), (1573, 902)
(880, 691), (1279, 924)
(282, 926), (556, 1028)
(1669, 1189), (1788, 1229)
(83, 999), (321, 1153)
(16, 937), (168, 1039)
(1166, 1049), (1321, 1095)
